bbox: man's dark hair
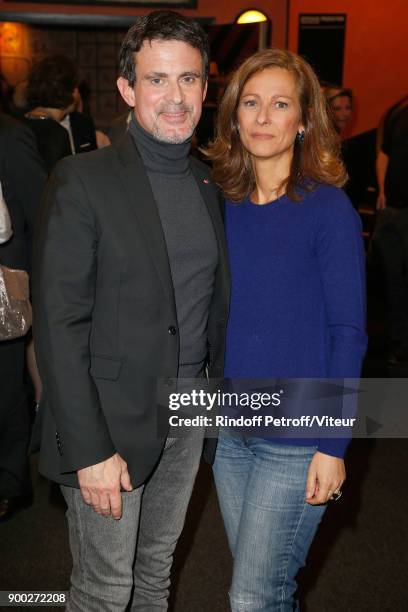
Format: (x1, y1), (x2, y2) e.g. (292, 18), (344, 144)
(26, 54), (77, 110)
(119, 11), (209, 87)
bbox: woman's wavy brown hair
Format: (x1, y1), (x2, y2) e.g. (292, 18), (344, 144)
(203, 49), (347, 202)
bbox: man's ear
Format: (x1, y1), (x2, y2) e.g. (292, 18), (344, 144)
(117, 77), (135, 107)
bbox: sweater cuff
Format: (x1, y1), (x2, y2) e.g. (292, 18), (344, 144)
(317, 436), (350, 458)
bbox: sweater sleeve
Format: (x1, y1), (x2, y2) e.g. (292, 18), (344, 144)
(313, 187), (368, 457)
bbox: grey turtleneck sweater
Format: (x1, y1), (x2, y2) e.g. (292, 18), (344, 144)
(129, 115), (218, 378)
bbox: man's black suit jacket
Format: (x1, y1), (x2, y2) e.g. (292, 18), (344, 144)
(33, 133), (230, 489)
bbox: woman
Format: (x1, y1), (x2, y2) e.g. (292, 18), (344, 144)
(323, 85), (353, 136)
(323, 86), (364, 209)
(204, 50), (367, 610)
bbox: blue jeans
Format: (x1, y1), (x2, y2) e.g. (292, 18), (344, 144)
(212, 428), (327, 612)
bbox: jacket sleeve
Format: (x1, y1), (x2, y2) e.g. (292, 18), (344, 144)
(32, 158), (115, 473)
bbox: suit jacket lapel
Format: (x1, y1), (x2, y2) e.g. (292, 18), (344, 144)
(190, 159), (230, 302)
(115, 134), (176, 312)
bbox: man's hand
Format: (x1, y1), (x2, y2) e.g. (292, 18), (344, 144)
(305, 451), (345, 505)
(77, 453), (133, 519)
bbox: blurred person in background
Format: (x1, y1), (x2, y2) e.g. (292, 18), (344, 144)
(0, 112), (46, 522)
(24, 55), (98, 173)
(23, 55), (78, 410)
(324, 86), (378, 214)
(324, 85), (354, 137)
(74, 79), (111, 149)
(323, 85), (363, 208)
(24, 55), (74, 173)
(59, 82), (98, 155)
(375, 96), (408, 364)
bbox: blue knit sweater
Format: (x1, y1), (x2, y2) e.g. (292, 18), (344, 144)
(224, 184), (368, 457)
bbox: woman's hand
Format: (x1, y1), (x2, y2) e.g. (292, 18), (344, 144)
(305, 451), (345, 505)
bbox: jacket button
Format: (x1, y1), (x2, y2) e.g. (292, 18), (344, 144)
(168, 326), (177, 335)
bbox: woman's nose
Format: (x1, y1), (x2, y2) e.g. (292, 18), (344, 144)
(256, 105), (270, 125)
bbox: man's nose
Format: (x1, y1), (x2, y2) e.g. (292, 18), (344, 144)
(166, 80), (184, 105)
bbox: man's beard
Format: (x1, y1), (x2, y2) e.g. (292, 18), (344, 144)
(152, 105), (196, 144)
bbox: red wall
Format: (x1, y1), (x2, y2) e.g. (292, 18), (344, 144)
(0, 1), (287, 48)
(289, 0), (408, 136)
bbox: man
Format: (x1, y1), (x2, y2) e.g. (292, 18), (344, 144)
(24, 55), (98, 174)
(33, 11), (229, 611)
(0, 112), (46, 521)
(376, 96), (408, 364)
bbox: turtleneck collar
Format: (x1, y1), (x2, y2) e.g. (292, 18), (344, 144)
(129, 112), (192, 176)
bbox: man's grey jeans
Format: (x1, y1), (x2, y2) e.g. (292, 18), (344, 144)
(61, 425), (205, 611)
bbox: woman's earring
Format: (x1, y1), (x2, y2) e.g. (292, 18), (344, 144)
(296, 130), (305, 143)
